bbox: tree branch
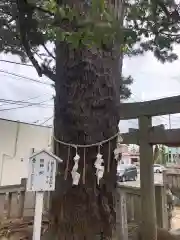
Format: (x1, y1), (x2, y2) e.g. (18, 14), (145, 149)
(16, 0), (42, 77)
(28, 2), (55, 17)
(41, 64), (56, 82)
(43, 44), (55, 59)
(156, 0), (171, 18)
(16, 0), (56, 82)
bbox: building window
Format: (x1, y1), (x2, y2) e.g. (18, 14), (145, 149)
(131, 158), (138, 163)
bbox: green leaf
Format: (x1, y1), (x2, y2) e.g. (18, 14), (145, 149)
(56, 30), (66, 41)
(58, 7), (66, 18)
(66, 32), (80, 48)
(44, 0), (57, 13)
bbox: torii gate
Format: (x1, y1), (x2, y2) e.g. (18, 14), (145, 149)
(119, 95), (180, 240)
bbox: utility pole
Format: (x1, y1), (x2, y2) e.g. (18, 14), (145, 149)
(168, 114), (173, 163)
(168, 114), (171, 129)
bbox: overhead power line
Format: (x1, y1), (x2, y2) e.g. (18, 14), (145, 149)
(0, 99), (53, 107)
(0, 69), (52, 86)
(40, 116), (54, 125)
(0, 94), (52, 106)
(0, 98), (53, 112)
(0, 95), (42, 107)
(0, 94), (53, 112)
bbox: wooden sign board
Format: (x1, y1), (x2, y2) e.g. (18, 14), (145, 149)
(27, 149), (62, 192)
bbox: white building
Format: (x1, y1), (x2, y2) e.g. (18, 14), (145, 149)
(120, 144), (131, 165)
(0, 118), (52, 186)
(0, 118), (141, 186)
(120, 144), (139, 165)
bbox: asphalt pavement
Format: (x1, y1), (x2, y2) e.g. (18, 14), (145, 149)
(118, 173), (163, 187)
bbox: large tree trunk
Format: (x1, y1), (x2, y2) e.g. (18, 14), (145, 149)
(45, 3), (123, 240)
(48, 46), (120, 240)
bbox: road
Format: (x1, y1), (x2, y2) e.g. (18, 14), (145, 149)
(118, 173), (163, 187)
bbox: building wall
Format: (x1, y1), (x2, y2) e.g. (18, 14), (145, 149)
(121, 154), (131, 165)
(0, 119), (52, 186)
(0, 120), (141, 186)
(120, 144), (139, 164)
(165, 147), (180, 163)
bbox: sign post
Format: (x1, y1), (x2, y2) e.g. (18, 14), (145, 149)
(26, 149), (62, 240)
(33, 192), (44, 240)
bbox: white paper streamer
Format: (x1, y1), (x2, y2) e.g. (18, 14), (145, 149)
(71, 171), (81, 185)
(71, 153), (80, 185)
(94, 152), (104, 185)
(114, 133), (123, 161)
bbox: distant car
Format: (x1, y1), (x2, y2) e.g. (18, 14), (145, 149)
(117, 164), (138, 182)
(153, 164), (166, 173)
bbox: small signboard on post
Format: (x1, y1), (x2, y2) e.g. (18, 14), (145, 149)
(27, 149), (62, 240)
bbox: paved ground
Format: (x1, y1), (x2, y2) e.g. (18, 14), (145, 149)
(172, 207), (180, 230)
(118, 173), (163, 187)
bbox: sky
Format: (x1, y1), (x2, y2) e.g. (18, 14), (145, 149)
(1, 45), (180, 133)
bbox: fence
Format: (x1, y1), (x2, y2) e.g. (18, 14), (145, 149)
(116, 184), (168, 240)
(0, 178), (168, 240)
(163, 168), (180, 198)
(0, 179), (49, 220)
(0, 179), (167, 224)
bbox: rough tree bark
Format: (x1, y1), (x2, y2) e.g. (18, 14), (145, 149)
(45, 1), (123, 239)
(43, 2), (124, 240)
(47, 46), (120, 239)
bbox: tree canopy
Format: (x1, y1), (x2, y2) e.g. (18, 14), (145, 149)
(120, 75), (133, 100)
(0, 0), (135, 99)
(1, 0), (180, 79)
